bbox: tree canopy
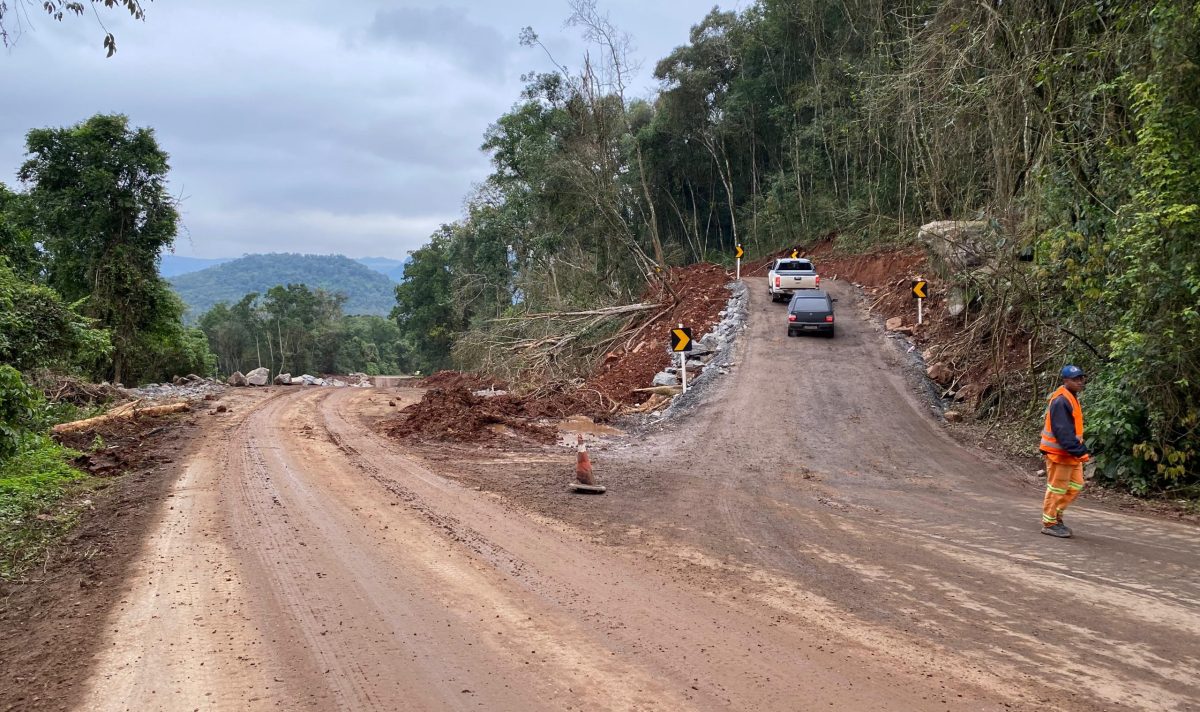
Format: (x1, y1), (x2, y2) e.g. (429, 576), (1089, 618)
(198, 285), (410, 378)
(19, 114), (185, 384)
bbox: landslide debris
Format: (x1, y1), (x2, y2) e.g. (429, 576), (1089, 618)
(585, 263), (733, 405)
(383, 263), (738, 442)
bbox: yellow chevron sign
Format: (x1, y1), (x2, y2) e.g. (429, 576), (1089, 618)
(912, 280), (928, 299)
(671, 327), (693, 352)
(735, 244), (745, 259)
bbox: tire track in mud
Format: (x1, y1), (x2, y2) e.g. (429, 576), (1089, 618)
(314, 388), (1016, 712)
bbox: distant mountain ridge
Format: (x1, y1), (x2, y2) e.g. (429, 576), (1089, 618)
(169, 253), (399, 322)
(161, 253), (410, 281)
(160, 255), (234, 277)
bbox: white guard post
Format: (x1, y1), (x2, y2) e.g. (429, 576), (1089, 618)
(678, 322), (687, 394)
(917, 275), (924, 325)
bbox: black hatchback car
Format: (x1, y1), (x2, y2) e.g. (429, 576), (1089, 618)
(787, 290), (836, 337)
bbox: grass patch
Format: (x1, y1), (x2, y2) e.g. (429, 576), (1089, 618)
(0, 436), (88, 580)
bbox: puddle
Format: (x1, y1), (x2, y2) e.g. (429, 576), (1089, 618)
(555, 415), (623, 446)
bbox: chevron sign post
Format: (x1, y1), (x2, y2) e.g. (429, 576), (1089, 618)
(671, 325), (693, 394)
(912, 279), (928, 325)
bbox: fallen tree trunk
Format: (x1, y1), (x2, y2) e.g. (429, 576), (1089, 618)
(52, 401), (191, 436)
(632, 385), (683, 396)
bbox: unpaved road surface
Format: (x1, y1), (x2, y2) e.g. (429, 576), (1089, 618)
(71, 283), (1198, 711)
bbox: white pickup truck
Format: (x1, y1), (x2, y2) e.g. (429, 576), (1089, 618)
(767, 258), (820, 302)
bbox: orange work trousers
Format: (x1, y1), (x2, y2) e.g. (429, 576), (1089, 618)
(1042, 458), (1084, 526)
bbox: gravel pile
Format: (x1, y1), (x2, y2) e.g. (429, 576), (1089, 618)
(124, 378), (226, 403)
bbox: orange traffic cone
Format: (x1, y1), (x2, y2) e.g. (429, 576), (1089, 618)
(576, 434), (594, 485)
(571, 434), (606, 494)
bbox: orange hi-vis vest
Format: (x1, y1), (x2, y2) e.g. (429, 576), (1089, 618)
(1040, 386), (1088, 465)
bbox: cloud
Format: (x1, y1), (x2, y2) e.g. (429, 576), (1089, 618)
(0, 0), (703, 260)
(364, 6), (511, 81)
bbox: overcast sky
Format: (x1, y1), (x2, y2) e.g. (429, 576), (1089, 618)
(1, 0), (728, 259)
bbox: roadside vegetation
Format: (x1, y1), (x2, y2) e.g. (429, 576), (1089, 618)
(0, 365), (88, 578)
(390, 0), (1200, 495)
(1, 114), (213, 576)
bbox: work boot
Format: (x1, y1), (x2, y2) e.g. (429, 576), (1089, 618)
(1041, 523), (1072, 538)
(1056, 515), (1072, 536)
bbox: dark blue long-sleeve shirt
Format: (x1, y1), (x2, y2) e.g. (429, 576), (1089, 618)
(1049, 394), (1089, 458)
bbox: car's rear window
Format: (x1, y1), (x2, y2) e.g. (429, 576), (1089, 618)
(776, 260), (813, 271)
(790, 294), (827, 307)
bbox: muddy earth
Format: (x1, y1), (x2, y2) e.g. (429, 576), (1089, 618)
(4, 284), (1198, 711)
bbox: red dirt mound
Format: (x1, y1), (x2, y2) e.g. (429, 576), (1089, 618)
(586, 263), (732, 404)
(383, 378), (618, 445)
(383, 387), (557, 443)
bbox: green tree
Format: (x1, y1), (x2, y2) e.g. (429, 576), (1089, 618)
(0, 260), (111, 373)
(335, 316), (409, 376)
(0, 184), (41, 279)
(392, 228), (464, 372)
(19, 114), (180, 384)
(0, 366), (40, 459)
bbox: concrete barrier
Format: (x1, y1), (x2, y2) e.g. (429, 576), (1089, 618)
(371, 376), (416, 388)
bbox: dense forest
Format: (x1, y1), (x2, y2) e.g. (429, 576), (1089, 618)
(391, 0), (1199, 493)
(197, 285), (409, 377)
(170, 253), (399, 322)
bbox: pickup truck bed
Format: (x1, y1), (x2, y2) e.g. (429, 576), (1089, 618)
(768, 258), (820, 302)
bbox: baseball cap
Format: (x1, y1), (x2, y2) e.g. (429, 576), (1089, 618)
(1061, 364), (1086, 379)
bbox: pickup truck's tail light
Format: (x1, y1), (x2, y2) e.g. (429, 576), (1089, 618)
(815, 275), (820, 286)
(775, 276), (781, 287)
(825, 315), (834, 323)
(788, 315), (797, 322)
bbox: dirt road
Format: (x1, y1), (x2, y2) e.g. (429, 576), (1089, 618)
(71, 283), (1198, 711)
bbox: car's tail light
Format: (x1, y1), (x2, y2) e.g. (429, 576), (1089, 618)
(788, 315), (797, 322)
(825, 315), (834, 322)
(775, 276), (781, 287)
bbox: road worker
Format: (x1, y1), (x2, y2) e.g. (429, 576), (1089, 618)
(1039, 365), (1089, 538)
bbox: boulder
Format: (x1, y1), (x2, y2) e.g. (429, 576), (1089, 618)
(274, 372), (292, 386)
(917, 220), (991, 272)
(172, 375), (185, 385)
(652, 371), (679, 387)
(926, 362), (953, 384)
(185, 374), (204, 383)
(245, 367), (270, 386)
(944, 410), (964, 423)
(947, 287), (968, 318)
(227, 371), (248, 387)
(885, 316), (905, 332)
(954, 381), (987, 409)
